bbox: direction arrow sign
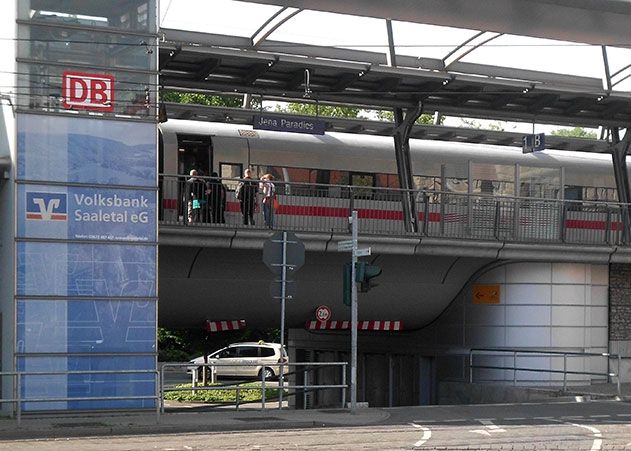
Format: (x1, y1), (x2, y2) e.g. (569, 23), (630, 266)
(337, 240), (354, 251)
(356, 247), (371, 257)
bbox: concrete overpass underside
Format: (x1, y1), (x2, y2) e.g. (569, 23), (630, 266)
(158, 243), (495, 330)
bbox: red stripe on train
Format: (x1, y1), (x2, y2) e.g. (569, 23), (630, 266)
(221, 201), (622, 231)
(565, 219), (623, 231)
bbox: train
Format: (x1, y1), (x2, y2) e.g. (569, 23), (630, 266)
(159, 118), (618, 206)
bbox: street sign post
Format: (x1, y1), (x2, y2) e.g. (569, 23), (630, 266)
(335, 212), (371, 411)
(263, 231), (305, 408)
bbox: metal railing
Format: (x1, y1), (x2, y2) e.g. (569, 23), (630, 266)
(0, 369), (160, 426)
(160, 361), (348, 412)
(468, 348), (623, 396)
(159, 174), (631, 246)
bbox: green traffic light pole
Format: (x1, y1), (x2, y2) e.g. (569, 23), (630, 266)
(349, 210), (358, 412)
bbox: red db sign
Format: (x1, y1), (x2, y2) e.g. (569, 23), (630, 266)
(62, 71), (115, 111)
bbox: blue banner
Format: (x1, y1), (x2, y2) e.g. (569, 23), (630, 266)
(17, 115), (156, 186)
(17, 299), (156, 353)
(16, 242), (156, 297)
(17, 356), (156, 411)
(17, 185), (156, 242)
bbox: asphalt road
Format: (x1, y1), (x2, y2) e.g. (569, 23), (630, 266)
(1, 400), (630, 450)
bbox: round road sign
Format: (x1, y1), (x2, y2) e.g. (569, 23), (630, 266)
(315, 305), (332, 322)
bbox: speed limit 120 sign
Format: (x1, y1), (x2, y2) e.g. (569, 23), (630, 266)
(315, 305), (331, 322)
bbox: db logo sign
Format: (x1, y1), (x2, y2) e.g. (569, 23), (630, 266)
(62, 71), (114, 111)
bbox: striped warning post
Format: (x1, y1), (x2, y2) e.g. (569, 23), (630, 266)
(205, 319), (246, 332)
(305, 320), (403, 331)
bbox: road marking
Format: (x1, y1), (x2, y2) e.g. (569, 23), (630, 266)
(618, 414), (631, 417)
(469, 419), (506, 436)
(504, 417), (526, 421)
(548, 419), (602, 451)
(410, 423), (431, 447)
(589, 415), (610, 418)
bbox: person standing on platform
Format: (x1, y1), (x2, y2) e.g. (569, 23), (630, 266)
(186, 169), (205, 224)
(207, 172), (226, 223)
(260, 173), (276, 229)
(236, 168), (258, 225)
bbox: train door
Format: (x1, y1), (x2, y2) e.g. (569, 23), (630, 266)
(177, 134), (212, 176)
(176, 134), (212, 218)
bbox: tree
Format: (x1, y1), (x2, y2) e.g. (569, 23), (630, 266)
(376, 109), (442, 125)
(275, 102), (360, 118)
(550, 127), (597, 139)
(161, 91), (261, 109)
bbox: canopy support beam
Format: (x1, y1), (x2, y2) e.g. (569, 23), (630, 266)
(611, 126), (631, 242)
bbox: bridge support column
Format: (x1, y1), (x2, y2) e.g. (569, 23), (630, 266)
(610, 127), (631, 242)
(393, 105), (422, 233)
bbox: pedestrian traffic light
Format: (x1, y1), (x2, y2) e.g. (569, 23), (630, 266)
(355, 262), (382, 292)
(343, 261), (382, 306)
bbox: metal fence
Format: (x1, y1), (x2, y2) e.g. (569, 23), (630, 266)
(0, 369), (160, 426)
(468, 348), (625, 396)
(0, 362), (348, 424)
(159, 174), (631, 245)
(160, 361), (348, 411)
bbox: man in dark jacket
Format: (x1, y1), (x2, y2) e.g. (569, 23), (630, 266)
(207, 172), (227, 223)
(236, 168), (258, 225)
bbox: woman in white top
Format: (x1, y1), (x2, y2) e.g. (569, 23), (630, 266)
(260, 173), (275, 228)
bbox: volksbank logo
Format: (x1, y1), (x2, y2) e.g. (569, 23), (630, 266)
(26, 192), (67, 221)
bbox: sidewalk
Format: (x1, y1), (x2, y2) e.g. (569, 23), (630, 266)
(0, 404), (390, 441)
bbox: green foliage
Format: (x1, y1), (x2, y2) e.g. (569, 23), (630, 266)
(276, 102), (360, 118)
(164, 383), (285, 403)
(550, 127), (597, 139)
(375, 110), (442, 125)
(161, 91), (253, 108)
(157, 327), (191, 362)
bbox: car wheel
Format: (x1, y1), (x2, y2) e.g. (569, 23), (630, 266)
(259, 367), (275, 380)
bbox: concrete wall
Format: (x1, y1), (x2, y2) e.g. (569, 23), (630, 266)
(608, 263), (631, 383)
(429, 262), (609, 386)
(0, 1), (16, 412)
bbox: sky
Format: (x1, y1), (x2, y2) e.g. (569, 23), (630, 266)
(159, 0), (631, 134)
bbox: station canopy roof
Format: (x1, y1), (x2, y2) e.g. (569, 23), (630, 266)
(159, 0), (631, 148)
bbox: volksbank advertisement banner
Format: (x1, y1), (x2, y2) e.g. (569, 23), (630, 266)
(16, 114), (157, 410)
(17, 185), (156, 242)
(17, 114), (155, 186)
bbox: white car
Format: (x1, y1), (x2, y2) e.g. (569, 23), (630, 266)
(188, 342), (288, 380)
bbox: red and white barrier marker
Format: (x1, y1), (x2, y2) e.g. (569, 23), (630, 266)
(305, 320), (403, 331)
(205, 319), (246, 332)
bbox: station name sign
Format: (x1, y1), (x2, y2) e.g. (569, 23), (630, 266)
(253, 114), (326, 135)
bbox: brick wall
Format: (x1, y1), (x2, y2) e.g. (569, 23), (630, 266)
(609, 263), (631, 340)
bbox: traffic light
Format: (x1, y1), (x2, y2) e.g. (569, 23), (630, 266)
(343, 262), (382, 306)
(355, 262), (382, 292)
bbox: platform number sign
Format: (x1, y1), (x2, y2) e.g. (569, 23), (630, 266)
(522, 133), (545, 153)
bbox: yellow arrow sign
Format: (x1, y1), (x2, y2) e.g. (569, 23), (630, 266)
(472, 284), (500, 304)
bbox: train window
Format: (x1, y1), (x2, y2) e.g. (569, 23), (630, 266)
(220, 163), (243, 190)
(330, 171), (350, 186)
(519, 166), (560, 199)
(471, 163), (515, 196)
(350, 172), (374, 199)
